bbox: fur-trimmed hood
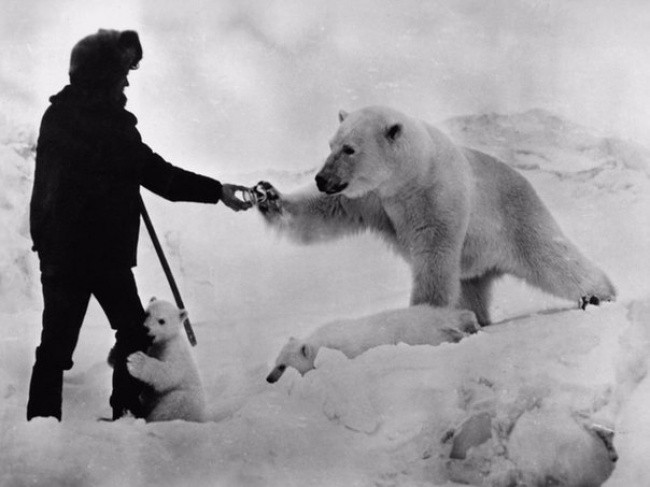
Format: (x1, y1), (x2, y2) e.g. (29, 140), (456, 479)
(69, 29), (142, 88)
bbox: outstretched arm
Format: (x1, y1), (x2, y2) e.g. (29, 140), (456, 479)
(133, 137), (251, 211)
(256, 182), (395, 245)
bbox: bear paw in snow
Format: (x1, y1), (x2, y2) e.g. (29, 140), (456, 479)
(126, 351), (148, 379)
(457, 309), (480, 334)
(580, 295), (602, 310)
(440, 326), (468, 343)
(439, 310), (480, 343)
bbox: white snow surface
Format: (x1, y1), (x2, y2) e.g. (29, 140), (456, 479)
(1, 111), (650, 486)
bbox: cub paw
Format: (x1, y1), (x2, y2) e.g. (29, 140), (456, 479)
(126, 351), (148, 378)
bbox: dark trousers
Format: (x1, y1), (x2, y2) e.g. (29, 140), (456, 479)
(27, 267), (149, 421)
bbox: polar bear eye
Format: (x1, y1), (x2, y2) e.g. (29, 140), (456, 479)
(342, 145), (355, 155)
(158, 319), (166, 325)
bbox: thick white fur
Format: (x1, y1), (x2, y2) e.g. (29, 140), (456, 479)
(127, 299), (206, 422)
(260, 106), (616, 325)
(266, 305), (478, 382)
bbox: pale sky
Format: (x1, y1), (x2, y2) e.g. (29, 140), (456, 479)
(2, 0), (649, 175)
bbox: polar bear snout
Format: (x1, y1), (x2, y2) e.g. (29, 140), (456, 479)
(142, 321), (158, 342)
(266, 364), (286, 384)
(315, 172), (348, 195)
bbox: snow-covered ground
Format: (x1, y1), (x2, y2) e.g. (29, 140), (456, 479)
(1, 107), (650, 486)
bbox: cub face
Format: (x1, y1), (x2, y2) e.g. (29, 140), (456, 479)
(315, 107), (405, 198)
(143, 298), (187, 345)
(266, 338), (316, 383)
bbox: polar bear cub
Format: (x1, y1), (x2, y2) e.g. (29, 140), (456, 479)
(266, 305), (478, 383)
(127, 298), (206, 422)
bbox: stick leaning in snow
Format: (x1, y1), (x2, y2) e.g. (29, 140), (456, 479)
(266, 305), (479, 383)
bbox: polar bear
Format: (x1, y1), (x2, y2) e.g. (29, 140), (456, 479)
(266, 305), (479, 383)
(257, 106), (616, 325)
(126, 298), (206, 422)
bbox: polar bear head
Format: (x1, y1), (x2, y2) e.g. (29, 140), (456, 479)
(315, 106), (427, 198)
(266, 337), (317, 383)
(143, 298), (187, 345)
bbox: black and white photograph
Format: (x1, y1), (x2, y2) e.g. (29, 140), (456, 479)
(1, 0), (649, 485)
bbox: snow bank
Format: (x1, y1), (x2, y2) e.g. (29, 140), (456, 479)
(0, 122), (39, 314)
(443, 110), (650, 176)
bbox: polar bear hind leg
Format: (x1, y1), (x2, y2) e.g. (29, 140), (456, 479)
(510, 219), (616, 309)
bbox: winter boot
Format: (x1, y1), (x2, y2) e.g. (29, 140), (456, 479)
(26, 358), (63, 421)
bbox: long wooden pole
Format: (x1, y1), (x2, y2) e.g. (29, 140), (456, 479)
(139, 196), (197, 346)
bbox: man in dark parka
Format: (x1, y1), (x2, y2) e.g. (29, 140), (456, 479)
(27, 29), (251, 421)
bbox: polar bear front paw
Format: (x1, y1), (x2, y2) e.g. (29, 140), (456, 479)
(441, 327), (467, 343)
(255, 181), (282, 216)
(457, 310), (480, 334)
(127, 351), (148, 379)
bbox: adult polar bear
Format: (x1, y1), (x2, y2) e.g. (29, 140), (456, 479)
(257, 106), (615, 325)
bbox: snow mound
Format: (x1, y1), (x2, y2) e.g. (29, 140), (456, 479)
(270, 300), (649, 486)
(0, 126), (39, 314)
(443, 109), (650, 179)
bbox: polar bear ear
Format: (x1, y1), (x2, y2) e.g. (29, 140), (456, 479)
(300, 343), (314, 360)
(385, 123), (402, 142)
(149, 296), (157, 303)
(179, 309), (188, 322)
(338, 110), (349, 123)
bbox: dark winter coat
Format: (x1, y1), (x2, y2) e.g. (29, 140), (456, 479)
(30, 85), (223, 272)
